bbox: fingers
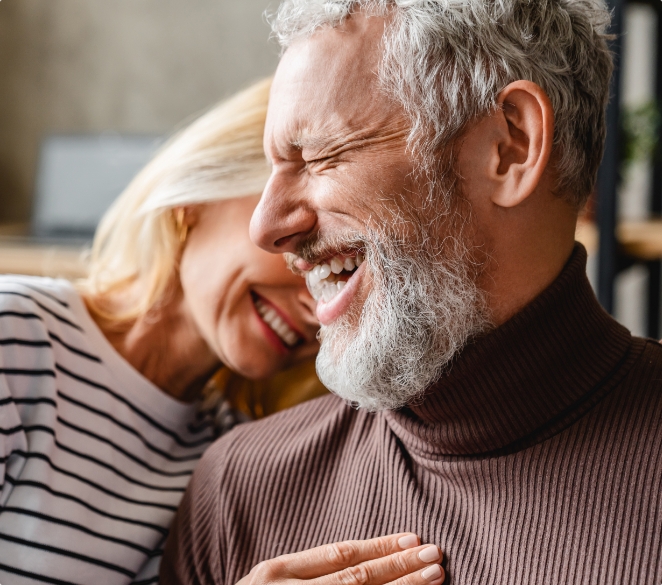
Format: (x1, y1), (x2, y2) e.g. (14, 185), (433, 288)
(387, 561), (445, 585)
(271, 534), (422, 580)
(313, 543), (444, 585)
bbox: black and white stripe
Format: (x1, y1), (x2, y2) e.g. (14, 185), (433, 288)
(0, 276), (215, 584)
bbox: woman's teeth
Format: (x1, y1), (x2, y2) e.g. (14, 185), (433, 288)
(254, 297), (300, 347)
(306, 253), (364, 303)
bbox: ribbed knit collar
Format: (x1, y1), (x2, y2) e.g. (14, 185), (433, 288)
(385, 245), (637, 458)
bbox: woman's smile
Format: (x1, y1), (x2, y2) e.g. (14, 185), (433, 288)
(179, 194), (320, 380)
(251, 291), (305, 351)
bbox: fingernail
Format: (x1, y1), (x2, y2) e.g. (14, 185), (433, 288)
(398, 534), (419, 549)
(418, 545), (441, 563)
(422, 564), (442, 581)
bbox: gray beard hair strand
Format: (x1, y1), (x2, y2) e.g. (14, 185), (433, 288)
(315, 227), (490, 412)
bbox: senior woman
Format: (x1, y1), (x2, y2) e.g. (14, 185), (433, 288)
(0, 78), (322, 584)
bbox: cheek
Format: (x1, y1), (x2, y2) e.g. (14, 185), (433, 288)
(247, 248), (298, 287)
(327, 158), (414, 220)
(181, 249), (223, 304)
(216, 296), (290, 379)
(179, 241), (240, 342)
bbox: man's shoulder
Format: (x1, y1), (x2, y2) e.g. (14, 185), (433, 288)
(240, 391), (351, 429)
(213, 392), (368, 457)
(198, 393), (377, 487)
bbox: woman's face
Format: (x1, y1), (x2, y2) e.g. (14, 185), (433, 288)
(179, 194), (320, 379)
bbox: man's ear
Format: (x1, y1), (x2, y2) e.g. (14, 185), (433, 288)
(489, 80), (554, 208)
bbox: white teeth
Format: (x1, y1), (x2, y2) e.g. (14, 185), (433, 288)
(308, 267), (321, 286)
(254, 297), (301, 347)
(304, 252), (365, 305)
(330, 258), (344, 274)
(307, 279), (344, 304)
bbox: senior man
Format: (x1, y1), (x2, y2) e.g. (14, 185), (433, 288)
(162, 1), (662, 583)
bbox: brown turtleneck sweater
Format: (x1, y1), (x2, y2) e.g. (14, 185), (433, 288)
(161, 246), (662, 584)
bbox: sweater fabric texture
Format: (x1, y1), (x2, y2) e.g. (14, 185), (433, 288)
(0, 276), (215, 584)
(161, 245), (662, 585)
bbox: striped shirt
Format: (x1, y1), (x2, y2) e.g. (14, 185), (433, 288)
(0, 275), (215, 584)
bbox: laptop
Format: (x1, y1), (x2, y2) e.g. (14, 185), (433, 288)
(28, 133), (162, 245)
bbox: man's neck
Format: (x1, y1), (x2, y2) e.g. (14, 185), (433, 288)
(477, 201), (579, 326)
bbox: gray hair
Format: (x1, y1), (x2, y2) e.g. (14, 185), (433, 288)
(269, 0), (613, 207)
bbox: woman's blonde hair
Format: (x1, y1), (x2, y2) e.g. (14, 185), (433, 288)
(79, 77), (272, 322)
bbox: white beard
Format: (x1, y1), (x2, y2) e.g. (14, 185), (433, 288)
(315, 225), (490, 412)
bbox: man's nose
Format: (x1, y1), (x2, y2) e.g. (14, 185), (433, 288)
(250, 173), (317, 254)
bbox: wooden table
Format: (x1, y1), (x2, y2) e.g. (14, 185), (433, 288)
(574, 218), (662, 261)
(0, 241), (87, 280)
(568, 219), (662, 262)
(0, 224), (88, 280)
(617, 220), (662, 261)
(575, 219), (599, 255)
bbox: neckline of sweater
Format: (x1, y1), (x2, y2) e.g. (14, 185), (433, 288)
(384, 245), (637, 458)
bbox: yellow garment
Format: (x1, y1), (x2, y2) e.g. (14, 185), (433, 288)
(211, 360), (328, 420)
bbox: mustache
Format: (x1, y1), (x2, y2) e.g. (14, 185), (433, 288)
(284, 231), (366, 272)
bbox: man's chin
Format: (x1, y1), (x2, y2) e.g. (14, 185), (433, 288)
(315, 320), (418, 413)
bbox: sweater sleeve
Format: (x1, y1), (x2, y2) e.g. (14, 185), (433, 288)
(160, 437), (229, 585)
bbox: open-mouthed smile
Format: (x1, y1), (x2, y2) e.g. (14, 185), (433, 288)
(251, 292), (304, 349)
(302, 251), (366, 325)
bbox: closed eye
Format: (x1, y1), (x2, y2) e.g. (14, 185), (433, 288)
(305, 154), (344, 170)
(306, 156), (330, 165)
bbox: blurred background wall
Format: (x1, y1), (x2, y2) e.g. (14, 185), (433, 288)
(614, 2), (658, 335)
(0, 0), (279, 224)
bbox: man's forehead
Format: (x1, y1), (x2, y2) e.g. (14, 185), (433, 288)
(266, 13), (392, 146)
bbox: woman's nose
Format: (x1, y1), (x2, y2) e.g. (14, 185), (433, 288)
(250, 172), (317, 254)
